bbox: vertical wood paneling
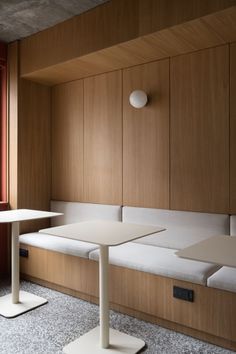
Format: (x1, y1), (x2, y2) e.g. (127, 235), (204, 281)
(8, 42), (19, 210)
(0, 41), (8, 276)
(8, 43), (52, 233)
(123, 59), (169, 208)
(0, 45), (7, 202)
(18, 79), (51, 232)
(52, 80), (84, 202)
(171, 46), (229, 213)
(230, 42), (236, 213)
(84, 71), (122, 205)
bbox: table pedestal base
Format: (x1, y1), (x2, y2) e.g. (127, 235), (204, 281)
(0, 290), (47, 318)
(63, 326), (145, 354)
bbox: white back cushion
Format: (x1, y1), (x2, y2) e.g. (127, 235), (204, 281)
(123, 207), (229, 250)
(230, 215), (236, 236)
(50, 201), (122, 226)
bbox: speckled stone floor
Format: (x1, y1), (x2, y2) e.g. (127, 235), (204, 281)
(0, 280), (234, 354)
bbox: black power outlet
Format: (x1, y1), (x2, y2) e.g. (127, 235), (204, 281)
(19, 248), (29, 258)
(173, 286), (194, 302)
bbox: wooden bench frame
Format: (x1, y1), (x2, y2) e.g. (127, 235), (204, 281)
(20, 244), (236, 351)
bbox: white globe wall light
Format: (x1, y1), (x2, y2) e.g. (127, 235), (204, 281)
(129, 90), (148, 108)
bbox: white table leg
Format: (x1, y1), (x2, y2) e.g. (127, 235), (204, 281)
(100, 245), (109, 348)
(0, 221), (48, 318)
(12, 221), (20, 304)
(63, 244), (145, 354)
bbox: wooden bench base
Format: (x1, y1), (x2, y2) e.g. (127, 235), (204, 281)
(20, 244), (236, 351)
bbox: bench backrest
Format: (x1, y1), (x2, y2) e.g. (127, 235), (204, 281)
(123, 206), (229, 250)
(50, 201), (122, 226)
(230, 215), (236, 236)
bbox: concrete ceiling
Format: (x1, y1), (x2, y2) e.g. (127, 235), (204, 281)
(0, 0), (109, 43)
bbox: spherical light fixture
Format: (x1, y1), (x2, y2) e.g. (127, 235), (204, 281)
(129, 90), (148, 109)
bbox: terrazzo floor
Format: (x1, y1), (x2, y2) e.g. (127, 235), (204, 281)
(0, 280), (234, 354)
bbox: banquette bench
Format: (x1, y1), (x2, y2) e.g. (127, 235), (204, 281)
(19, 201), (236, 351)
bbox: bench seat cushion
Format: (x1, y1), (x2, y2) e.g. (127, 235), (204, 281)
(20, 233), (98, 258)
(207, 267), (236, 293)
(123, 207), (229, 250)
(230, 215), (236, 236)
(89, 243), (220, 285)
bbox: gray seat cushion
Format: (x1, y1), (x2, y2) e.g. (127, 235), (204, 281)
(20, 232), (98, 258)
(89, 243), (220, 285)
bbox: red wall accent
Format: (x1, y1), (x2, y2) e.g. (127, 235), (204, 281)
(0, 66), (7, 201)
(0, 41), (8, 277)
(0, 202), (8, 276)
(0, 42), (7, 61)
(0, 41), (7, 201)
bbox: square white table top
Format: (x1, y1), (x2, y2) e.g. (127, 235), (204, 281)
(176, 235), (236, 268)
(39, 220), (165, 246)
(0, 209), (62, 223)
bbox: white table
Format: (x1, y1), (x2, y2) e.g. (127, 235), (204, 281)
(176, 235), (236, 268)
(0, 209), (62, 318)
(40, 220), (165, 354)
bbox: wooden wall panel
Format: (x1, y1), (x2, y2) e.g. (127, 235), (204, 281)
(84, 71), (122, 205)
(138, 0), (236, 36)
(20, 245), (99, 296)
(22, 15), (225, 87)
(52, 81), (84, 202)
(8, 43), (52, 233)
(22, 6), (236, 87)
(20, 0), (139, 76)
(18, 79), (51, 233)
(20, 0), (236, 77)
(8, 42), (19, 210)
(123, 60), (169, 208)
(171, 45), (229, 213)
(230, 42), (236, 213)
